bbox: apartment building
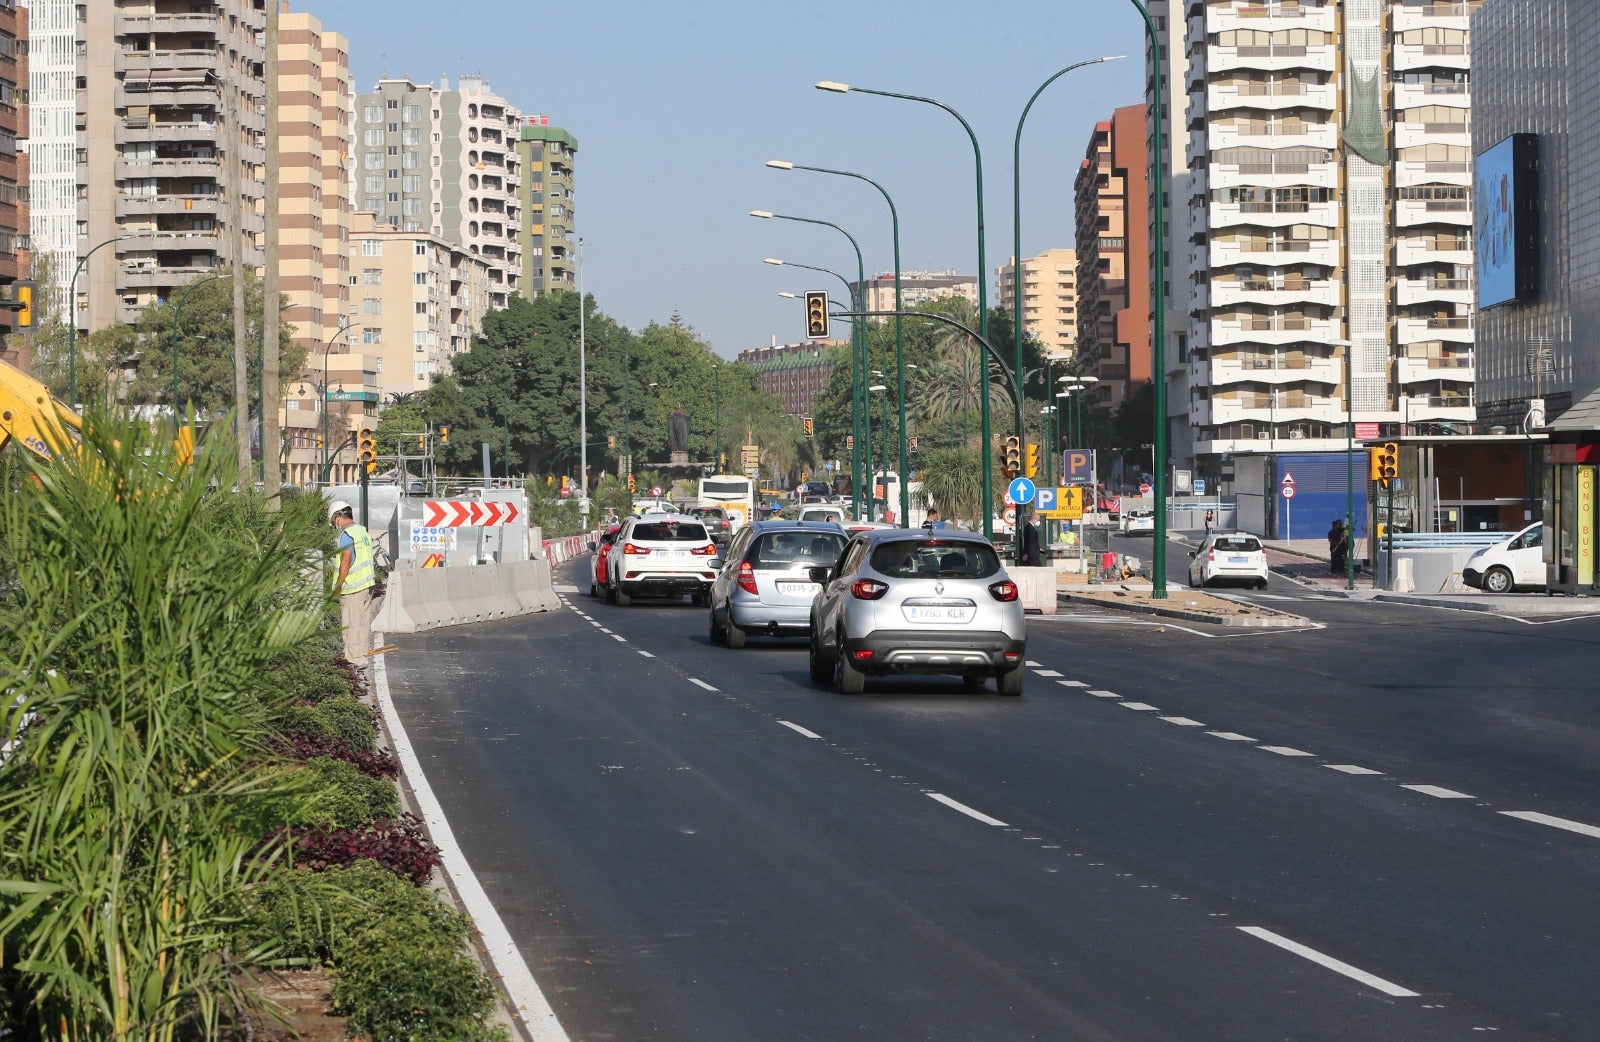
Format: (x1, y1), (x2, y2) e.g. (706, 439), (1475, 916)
(859, 269), (978, 313)
(1150, 0), (1484, 483)
(348, 209), (491, 399)
(515, 117), (577, 296)
(736, 341), (842, 417)
(353, 75), (523, 310)
(55, 0), (268, 333)
(1, 0), (27, 366)
(997, 248), (1079, 363)
(1076, 106), (1151, 407)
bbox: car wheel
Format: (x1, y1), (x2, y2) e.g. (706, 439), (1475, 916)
(590, 582), (598, 597)
(996, 667), (1025, 697)
(1483, 566), (1515, 594)
(605, 582), (617, 605)
(834, 650), (865, 695)
(725, 617), (746, 649)
(615, 587), (632, 607)
(808, 629), (831, 685)
(708, 608), (726, 644)
(1256, 577), (1269, 590)
(1186, 568), (1198, 588)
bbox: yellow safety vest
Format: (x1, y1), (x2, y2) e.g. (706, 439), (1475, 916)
(341, 523), (377, 594)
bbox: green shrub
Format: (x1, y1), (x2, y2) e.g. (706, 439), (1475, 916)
(280, 694), (378, 752)
(293, 757), (400, 828)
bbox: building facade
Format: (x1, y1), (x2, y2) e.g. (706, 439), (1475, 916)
(1075, 104), (1151, 407)
(0, 0), (27, 368)
(515, 118), (577, 296)
(736, 341), (842, 418)
(353, 75), (523, 310)
(1151, 0), (1485, 485)
(997, 248), (1079, 362)
(859, 269), (978, 314)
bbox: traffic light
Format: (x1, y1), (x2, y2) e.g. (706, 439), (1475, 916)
(803, 415), (814, 437)
(561, 475), (569, 491)
(1370, 440), (1399, 489)
(417, 434), (425, 449)
(804, 290), (829, 340)
(628, 473), (636, 493)
(607, 435), (616, 449)
(1001, 435), (1022, 478)
(15, 282), (32, 328)
(440, 425), (449, 444)
(358, 426), (376, 466)
(1025, 442), (1040, 479)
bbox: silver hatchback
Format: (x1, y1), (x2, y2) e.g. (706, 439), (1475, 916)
(807, 529), (1027, 695)
(708, 521), (847, 648)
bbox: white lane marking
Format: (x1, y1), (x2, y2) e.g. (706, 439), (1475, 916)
(1207, 731), (1257, 742)
(926, 792), (1010, 828)
(1500, 810), (1600, 840)
(1259, 745), (1314, 757)
(1159, 716), (1207, 727)
(1057, 680), (1090, 687)
(1119, 702), (1161, 712)
(1324, 764), (1384, 776)
(611, 634), (627, 643)
(636, 649), (655, 659)
(1033, 669), (1064, 677)
(690, 679), (718, 692)
(778, 720), (824, 740)
(1238, 926), (1419, 998)
(1025, 660), (1043, 667)
(1088, 689), (1121, 699)
(1402, 784), (1474, 800)
(553, 584), (579, 593)
(598, 627), (614, 634)
(371, 647), (573, 1042)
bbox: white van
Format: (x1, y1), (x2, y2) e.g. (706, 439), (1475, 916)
(1462, 522), (1545, 593)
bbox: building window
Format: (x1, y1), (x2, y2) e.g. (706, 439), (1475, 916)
(362, 298), (382, 315)
(363, 105), (382, 124)
(362, 328), (382, 345)
(362, 267), (381, 285)
(414, 302), (428, 315)
(361, 239), (382, 257)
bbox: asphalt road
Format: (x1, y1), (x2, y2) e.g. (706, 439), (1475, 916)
(384, 557), (1600, 1041)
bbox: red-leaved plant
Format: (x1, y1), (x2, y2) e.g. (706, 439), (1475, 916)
(273, 730), (399, 778)
(282, 814), (442, 885)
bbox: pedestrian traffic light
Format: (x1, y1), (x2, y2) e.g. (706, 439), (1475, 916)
(1370, 440), (1399, 488)
(804, 290), (829, 340)
(440, 425), (449, 444)
(803, 415), (814, 437)
(358, 426), (376, 465)
(1025, 442), (1040, 479)
(1001, 435), (1022, 478)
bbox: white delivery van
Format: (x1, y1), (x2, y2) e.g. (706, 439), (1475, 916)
(1462, 522), (1545, 593)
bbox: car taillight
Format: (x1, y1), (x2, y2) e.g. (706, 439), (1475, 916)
(623, 542), (651, 555)
(737, 562), (759, 595)
(850, 579), (889, 600)
(988, 580), (1019, 602)
(690, 543), (717, 556)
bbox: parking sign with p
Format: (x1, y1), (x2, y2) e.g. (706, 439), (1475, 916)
(1062, 449), (1093, 482)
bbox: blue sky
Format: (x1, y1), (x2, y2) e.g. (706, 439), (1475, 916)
(302, 0), (1149, 357)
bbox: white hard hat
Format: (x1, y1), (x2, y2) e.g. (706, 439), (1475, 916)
(327, 499), (352, 519)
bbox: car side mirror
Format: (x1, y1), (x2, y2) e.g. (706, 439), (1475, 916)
(807, 565), (830, 585)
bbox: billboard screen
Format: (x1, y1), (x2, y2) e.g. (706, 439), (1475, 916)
(1474, 134), (1538, 309)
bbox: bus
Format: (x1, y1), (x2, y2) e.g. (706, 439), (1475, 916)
(698, 473), (756, 532)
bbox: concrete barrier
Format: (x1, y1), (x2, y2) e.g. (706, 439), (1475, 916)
(1009, 566), (1059, 615)
(371, 556), (561, 635)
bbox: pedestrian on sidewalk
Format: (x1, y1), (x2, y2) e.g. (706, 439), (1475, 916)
(1328, 518), (1346, 574)
(1204, 508), (1215, 534)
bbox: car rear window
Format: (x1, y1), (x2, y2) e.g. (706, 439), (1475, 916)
(870, 540), (1001, 580)
(752, 531), (845, 568)
(630, 521), (710, 542)
(1214, 536), (1261, 552)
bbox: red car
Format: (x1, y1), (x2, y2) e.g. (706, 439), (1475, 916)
(590, 523), (623, 597)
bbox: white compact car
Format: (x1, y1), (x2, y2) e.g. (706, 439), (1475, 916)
(1462, 522), (1545, 592)
(1188, 533), (1269, 590)
(1121, 509), (1155, 535)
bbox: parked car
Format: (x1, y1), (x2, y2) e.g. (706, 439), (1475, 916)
(690, 506), (735, 545)
(606, 513), (719, 606)
(1121, 509), (1155, 535)
(708, 520), (847, 648)
(1463, 522), (1545, 592)
(1187, 532), (1269, 589)
(589, 523), (623, 597)
(807, 528), (1027, 695)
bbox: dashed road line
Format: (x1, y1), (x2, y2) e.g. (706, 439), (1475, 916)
(925, 792), (1009, 828)
(1402, 784), (1475, 800)
(778, 720), (824, 740)
(1056, 680), (1089, 688)
(1324, 764), (1383, 776)
(1088, 689), (1121, 699)
(1207, 731), (1257, 742)
(1033, 668), (1064, 677)
(1500, 810), (1600, 840)
(1238, 926), (1419, 998)
(1119, 702), (1161, 712)
(1159, 716), (1207, 727)
(636, 649), (655, 658)
(1259, 745), (1314, 757)
(690, 678), (718, 692)
(553, 584), (579, 594)
(611, 634), (627, 643)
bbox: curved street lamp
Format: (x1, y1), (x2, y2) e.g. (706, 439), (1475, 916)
(817, 80), (996, 537)
(67, 234), (133, 407)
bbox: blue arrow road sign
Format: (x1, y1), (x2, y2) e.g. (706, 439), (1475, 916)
(1034, 486), (1057, 511)
(1008, 476), (1037, 506)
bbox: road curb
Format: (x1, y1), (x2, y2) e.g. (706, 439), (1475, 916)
(1059, 591), (1309, 628)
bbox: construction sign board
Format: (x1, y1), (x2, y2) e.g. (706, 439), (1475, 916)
(422, 499), (522, 527)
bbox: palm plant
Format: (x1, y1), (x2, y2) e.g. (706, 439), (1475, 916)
(914, 447), (986, 529)
(0, 408), (329, 1040)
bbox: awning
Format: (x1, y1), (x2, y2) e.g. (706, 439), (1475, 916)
(1548, 385), (1600, 432)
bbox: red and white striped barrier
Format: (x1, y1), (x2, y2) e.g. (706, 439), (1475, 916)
(542, 529), (603, 569)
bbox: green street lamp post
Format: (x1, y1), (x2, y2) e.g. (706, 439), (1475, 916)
(767, 160), (910, 525)
(318, 323), (358, 483)
(773, 263), (865, 516)
(712, 361), (721, 470)
(67, 235), (132, 408)
(1336, 338), (1356, 590)
(751, 210), (869, 518)
(818, 81), (995, 538)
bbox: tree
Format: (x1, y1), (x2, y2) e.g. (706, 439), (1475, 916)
(914, 447), (986, 530)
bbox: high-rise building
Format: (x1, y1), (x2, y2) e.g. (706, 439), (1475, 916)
(1076, 105), (1154, 409)
(997, 248), (1079, 364)
(60, 0), (267, 333)
(1150, 0), (1485, 483)
(1, 0), (28, 367)
(353, 75), (523, 309)
(515, 117), (577, 296)
(859, 270), (977, 314)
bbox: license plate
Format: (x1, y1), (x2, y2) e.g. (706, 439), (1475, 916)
(777, 581), (818, 596)
(904, 605), (976, 623)
(1228, 556), (1250, 564)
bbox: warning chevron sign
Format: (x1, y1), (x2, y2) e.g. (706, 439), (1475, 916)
(422, 500), (522, 527)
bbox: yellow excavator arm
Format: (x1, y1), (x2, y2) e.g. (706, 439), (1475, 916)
(1, 358), (84, 461)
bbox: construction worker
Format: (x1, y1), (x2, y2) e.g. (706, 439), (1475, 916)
(329, 499), (377, 677)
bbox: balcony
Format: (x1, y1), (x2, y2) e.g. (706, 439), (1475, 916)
(1208, 157), (1338, 192)
(118, 264), (221, 290)
(1394, 119), (1470, 150)
(1393, 81), (1470, 112)
(1191, 391), (1343, 426)
(1396, 197), (1471, 228)
(1209, 237), (1339, 268)
(1396, 277), (1474, 307)
(115, 194), (222, 218)
(121, 119), (222, 146)
(1400, 394), (1475, 424)
(1209, 199), (1338, 231)
(1393, 1), (1475, 32)
(1396, 235), (1472, 267)
(1203, 355), (1342, 386)
(115, 12), (220, 36)
(1208, 80), (1337, 113)
(1204, 2), (1337, 34)
(1394, 41), (1469, 73)
(118, 49), (221, 77)
(1397, 353), (1475, 384)
(1211, 275), (1340, 308)
(116, 156), (221, 181)
(113, 230), (221, 254)
(1212, 315), (1339, 347)
(1206, 121), (1339, 152)
(1397, 315), (1474, 345)
(1210, 42), (1337, 75)
(117, 84), (218, 110)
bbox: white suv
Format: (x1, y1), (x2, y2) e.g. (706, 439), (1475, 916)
(606, 513), (719, 606)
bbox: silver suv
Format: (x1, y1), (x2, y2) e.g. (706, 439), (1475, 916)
(708, 520), (847, 648)
(606, 513), (718, 606)
(807, 528), (1027, 695)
